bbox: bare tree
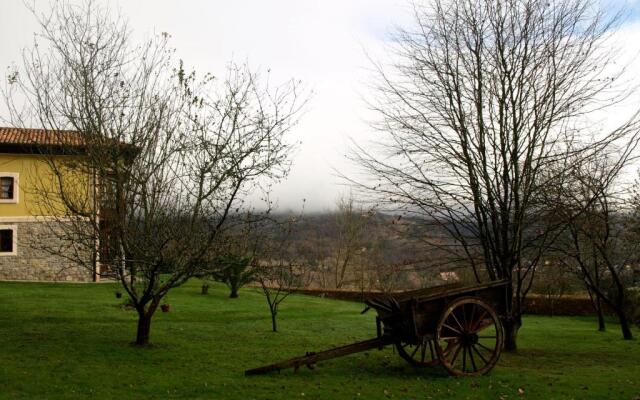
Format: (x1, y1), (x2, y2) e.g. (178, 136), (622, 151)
(350, 0), (640, 350)
(211, 254), (256, 298)
(205, 213), (263, 298)
(331, 194), (369, 288)
(255, 216), (308, 332)
(549, 157), (636, 339)
(4, 1), (305, 345)
(256, 264), (301, 332)
(530, 261), (576, 318)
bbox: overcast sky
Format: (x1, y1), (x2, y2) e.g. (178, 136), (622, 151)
(2, 1), (640, 212)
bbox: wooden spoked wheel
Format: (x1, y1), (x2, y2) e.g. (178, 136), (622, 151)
(435, 297), (503, 376)
(396, 337), (440, 367)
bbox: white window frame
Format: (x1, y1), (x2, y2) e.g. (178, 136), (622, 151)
(0, 225), (17, 256)
(0, 172), (19, 204)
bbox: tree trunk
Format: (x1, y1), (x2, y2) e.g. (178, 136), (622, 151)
(135, 312), (153, 346)
(503, 315), (521, 352)
(271, 309), (278, 332)
(229, 288), (238, 298)
(135, 301), (159, 346)
(595, 297), (606, 332)
(593, 265), (606, 332)
(615, 308), (633, 340)
(587, 287), (606, 331)
(503, 282), (521, 352)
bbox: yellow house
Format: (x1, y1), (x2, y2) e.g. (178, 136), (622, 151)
(0, 127), (100, 282)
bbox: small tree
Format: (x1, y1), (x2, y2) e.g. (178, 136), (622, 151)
(202, 213), (263, 298)
(550, 157), (636, 339)
(4, 1), (305, 345)
(256, 264), (301, 332)
(331, 194), (369, 288)
(255, 216), (307, 332)
(531, 261), (577, 317)
(212, 254), (255, 298)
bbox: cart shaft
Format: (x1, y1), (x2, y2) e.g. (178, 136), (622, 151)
(245, 336), (393, 375)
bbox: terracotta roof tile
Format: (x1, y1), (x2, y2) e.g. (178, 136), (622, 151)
(0, 127), (84, 146)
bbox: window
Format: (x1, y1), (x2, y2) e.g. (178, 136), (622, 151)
(0, 226), (16, 255)
(0, 173), (18, 203)
(0, 177), (13, 198)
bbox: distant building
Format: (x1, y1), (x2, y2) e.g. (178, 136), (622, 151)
(0, 127), (99, 281)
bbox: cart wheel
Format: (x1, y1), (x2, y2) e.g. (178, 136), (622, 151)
(435, 297), (503, 376)
(395, 337), (441, 367)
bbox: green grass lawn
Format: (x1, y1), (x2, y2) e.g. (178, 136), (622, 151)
(0, 280), (638, 400)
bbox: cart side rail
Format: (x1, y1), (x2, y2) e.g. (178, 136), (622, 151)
(385, 279), (510, 304)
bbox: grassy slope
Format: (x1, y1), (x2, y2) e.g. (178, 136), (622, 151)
(0, 280), (638, 400)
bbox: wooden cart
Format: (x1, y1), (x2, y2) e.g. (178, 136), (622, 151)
(245, 280), (509, 377)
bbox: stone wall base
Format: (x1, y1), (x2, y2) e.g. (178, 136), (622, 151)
(0, 220), (93, 282)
